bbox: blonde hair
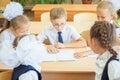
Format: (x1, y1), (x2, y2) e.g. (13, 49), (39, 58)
(50, 7), (67, 19)
(97, 1), (116, 19)
(10, 15), (29, 30)
(0, 15), (29, 33)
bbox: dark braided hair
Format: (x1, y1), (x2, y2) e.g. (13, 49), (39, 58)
(90, 21), (117, 56)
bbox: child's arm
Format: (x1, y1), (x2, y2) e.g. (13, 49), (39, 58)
(45, 45), (59, 53)
(0, 40), (20, 67)
(74, 50), (94, 58)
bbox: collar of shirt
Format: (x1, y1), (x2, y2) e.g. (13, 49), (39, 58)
(109, 20), (114, 24)
(97, 50), (112, 60)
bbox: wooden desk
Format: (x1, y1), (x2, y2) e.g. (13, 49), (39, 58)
(41, 57), (96, 80)
(0, 57), (96, 80)
(32, 4), (97, 21)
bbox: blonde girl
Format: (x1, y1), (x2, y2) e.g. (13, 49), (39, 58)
(0, 2), (30, 43)
(97, 1), (120, 43)
(106, 0), (120, 27)
(97, 1), (116, 23)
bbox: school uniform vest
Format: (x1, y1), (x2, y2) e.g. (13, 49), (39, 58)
(12, 65), (41, 80)
(101, 56), (119, 80)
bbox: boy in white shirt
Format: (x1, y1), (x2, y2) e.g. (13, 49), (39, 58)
(37, 7), (87, 53)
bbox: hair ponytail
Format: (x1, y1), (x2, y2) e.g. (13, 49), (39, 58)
(0, 19), (10, 33)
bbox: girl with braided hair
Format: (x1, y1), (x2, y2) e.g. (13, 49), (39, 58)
(90, 21), (120, 80)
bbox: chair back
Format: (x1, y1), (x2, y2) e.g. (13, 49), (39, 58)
(68, 21), (94, 33)
(41, 12), (50, 22)
(73, 12), (97, 23)
(29, 21), (50, 34)
(81, 30), (90, 46)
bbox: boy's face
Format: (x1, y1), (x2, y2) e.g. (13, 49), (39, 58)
(51, 17), (66, 32)
(97, 9), (113, 22)
(13, 24), (29, 36)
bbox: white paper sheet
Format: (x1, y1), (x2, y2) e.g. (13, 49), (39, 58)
(42, 50), (75, 61)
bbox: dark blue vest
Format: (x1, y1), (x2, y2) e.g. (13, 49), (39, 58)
(101, 56), (119, 80)
(12, 65), (41, 80)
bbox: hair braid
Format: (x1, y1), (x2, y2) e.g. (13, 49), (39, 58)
(107, 44), (117, 56)
(90, 21), (117, 56)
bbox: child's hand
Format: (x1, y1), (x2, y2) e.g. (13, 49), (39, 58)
(74, 50), (94, 59)
(74, 52), (86, 58)
(46, 45), (59, 53)
(54, 42), (65, 49)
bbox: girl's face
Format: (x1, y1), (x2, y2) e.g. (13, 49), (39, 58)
(13, 24), (29, 36)
(90, 38), (97, 53)
(90, 37), (107, 55)
(97, 9), (113, 22)
(51, 17), (66, 32)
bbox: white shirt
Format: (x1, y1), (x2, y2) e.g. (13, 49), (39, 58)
(95, 50), (120, 80)
(0, 35), (47, 80)
(109, 20), (120, 38)
(0, 29), (15, 43)
(116, 28), (120, 38)
(37, 24), (81, 45)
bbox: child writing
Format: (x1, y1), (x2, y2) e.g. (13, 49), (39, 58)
(0, 34), (47, 80)
(0, 2), (30, 43)
(90, 21), (120, 80)
(37, 7), (87, 53)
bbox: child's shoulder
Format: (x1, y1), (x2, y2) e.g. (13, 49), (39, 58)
(0, 29), (12, 35)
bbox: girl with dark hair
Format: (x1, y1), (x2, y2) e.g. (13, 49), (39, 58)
(90, 21), (120, 80)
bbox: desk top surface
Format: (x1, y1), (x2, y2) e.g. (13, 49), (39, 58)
(32, 4), (97, 12)
(40, 57), (96, 73)
(0, 57), (96, 73)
